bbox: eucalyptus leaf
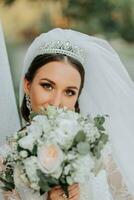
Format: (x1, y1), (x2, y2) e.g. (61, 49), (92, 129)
(37, 169), (59, 193)
(77, 142), (90, 155)
(101, 133), (108, 144)
(38, 180), (51, 193)
(30, 112), (39, 120)
(94, 116), (105, 129)
(74, 130), (86, 144)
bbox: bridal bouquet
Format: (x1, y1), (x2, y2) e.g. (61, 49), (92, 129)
(0, 106), (108, 197)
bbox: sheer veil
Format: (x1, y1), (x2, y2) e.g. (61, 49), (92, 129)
(19, 28), (134, 195)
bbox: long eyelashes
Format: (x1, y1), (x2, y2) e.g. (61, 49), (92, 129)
(40, 82), (76, 97)
(40, 83), (53, 91)
(65, 90), (76, 96)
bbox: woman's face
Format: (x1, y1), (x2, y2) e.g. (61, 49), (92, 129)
(24, 61), (81, 112)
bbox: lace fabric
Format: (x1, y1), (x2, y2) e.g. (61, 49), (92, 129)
(2, 190), (21, 200)
(104, 154), (134, 200)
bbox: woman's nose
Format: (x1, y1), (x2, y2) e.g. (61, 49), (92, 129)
(49, 91), (63, 108)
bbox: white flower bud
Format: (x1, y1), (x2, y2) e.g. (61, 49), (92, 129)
(19, 150), (28, 158)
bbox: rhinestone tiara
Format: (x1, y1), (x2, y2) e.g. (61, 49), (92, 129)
(38, 40), (85, 65)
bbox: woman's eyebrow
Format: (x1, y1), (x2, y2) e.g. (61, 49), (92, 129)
(40, 78), (79, 90)
(66, 86), (78, 90)
(40, 78), (56, 85)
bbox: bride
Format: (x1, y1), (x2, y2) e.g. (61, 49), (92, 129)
(1, 28), (134, 200)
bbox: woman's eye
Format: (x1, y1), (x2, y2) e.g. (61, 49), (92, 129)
(65, 90), (76, 97)
(40, 83), (53, 91)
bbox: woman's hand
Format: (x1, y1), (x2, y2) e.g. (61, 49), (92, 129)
(47, 183), (80, 200)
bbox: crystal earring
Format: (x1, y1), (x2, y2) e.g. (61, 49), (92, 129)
(25, 94), (32, 113)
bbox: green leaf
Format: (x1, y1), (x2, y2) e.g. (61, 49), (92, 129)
(59, 178), (69, 198)
(37, 169), (59, 194)
(38, 179), (51, 193)
(32, 144), (37, 156)
(94, 116), (105, 130)
(17, 144), (25, 152)
(0, 164), (15, 192)
(77, 142), (90, 155)
(100, 133), (109, 144)
(0, 177), (7, 184)
(73, 130), (86, 144)
(61, 184), (69, 198)
(29, 112), (39, 121)
(99, 126), (105, 131)
(0, 179), (15, 191)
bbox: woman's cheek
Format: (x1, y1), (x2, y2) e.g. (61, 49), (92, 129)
(63, 97), (77, 110)
(30, 89), (51, 111)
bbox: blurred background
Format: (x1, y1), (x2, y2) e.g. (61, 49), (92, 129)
(0, 0), (134, 105)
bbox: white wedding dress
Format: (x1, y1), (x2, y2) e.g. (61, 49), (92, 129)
(0, 25), (134, 200)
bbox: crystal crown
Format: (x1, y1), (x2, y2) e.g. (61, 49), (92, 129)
(38, 40), (85, 65)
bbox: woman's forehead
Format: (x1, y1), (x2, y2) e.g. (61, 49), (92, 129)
(34, 61), (81, 86)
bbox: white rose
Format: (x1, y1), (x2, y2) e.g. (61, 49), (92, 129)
(37, 143), (64, 174)
(51, 166), (62, 179)
(67, 111), (79, 120)
(27, 122), (42, 138)
(57, 109), (79, 121)
(58, 119), (78, 134)
(51, 128), (72, 150)
(53, 119), (79, 149)
(18, 123), (43, 151)
(18, 134), (35, 151)
(33, 115), (49, 128)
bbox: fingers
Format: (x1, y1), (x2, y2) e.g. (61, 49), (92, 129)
(68, 183), (79, 191)
(68, 183), (80, 197)
(69, 193), (80, 200)
(48, 183), (80, 200)
(48, 186), (63, 199)
(67, 183), (80, 200)
(52, 185), (63, 190)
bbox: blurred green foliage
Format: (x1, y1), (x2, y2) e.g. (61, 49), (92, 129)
(64, 0), (134, 42)
(3, 0), (15, 5)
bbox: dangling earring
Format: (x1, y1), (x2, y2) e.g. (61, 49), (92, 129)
(25, 94), (32, 113)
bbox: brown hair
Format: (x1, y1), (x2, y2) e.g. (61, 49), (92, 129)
(21, 54), (85, 121)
